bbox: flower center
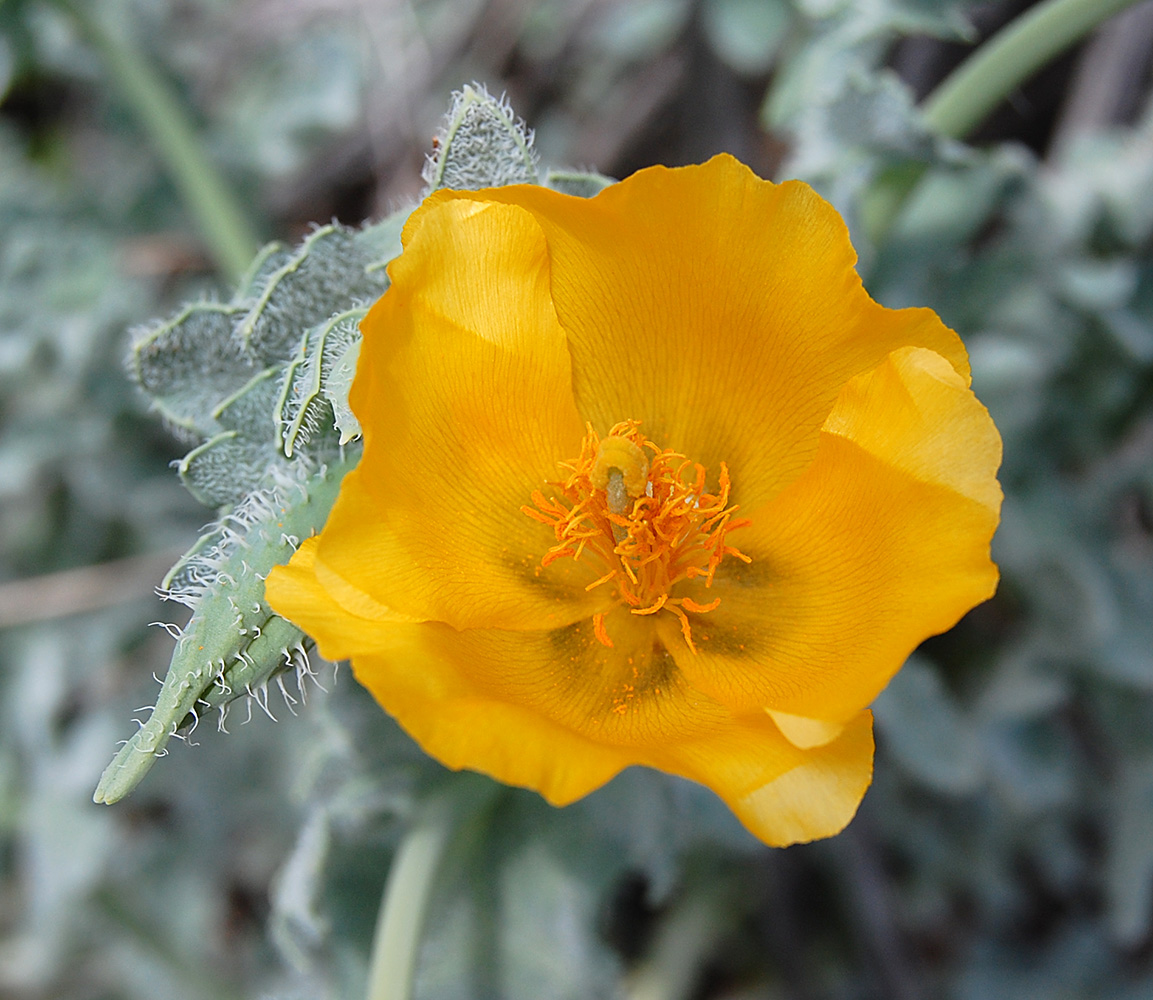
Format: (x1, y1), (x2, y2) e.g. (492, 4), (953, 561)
(522, 420), (751, 652)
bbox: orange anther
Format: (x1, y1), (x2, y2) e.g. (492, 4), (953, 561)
(632, 593), (668, 615)
(593, 612), (613, 648)
(523, 421), (749, 654)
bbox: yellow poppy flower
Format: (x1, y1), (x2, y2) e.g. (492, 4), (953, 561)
(266, 154), (1002, 847)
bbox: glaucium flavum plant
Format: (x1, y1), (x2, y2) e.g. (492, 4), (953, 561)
(99, 85), (1002, 849)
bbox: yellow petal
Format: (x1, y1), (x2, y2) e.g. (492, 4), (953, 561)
(265, 536), (397, 661)
(663, 346), (1002, 723)
(267, 160), (999, 849)
(767, 710), (845, 749)
(364, 608), (726, 748)
(345, 611), (872, 845)
(346, 615), (668, 806)
(822, 346), (1002, 510)
(438, 155), (969, 510)
(646, 710), (874, 846)
(271, 552), (645, 805)
(313, 197), (605, 631)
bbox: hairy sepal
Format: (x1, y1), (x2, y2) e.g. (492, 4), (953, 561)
(94, 457), (356, 804)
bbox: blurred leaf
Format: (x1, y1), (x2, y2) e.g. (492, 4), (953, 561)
(986, 719), (1076, 815)
(586, 0), (691, 62)
(215, 27), (366, 178)
(974, 650), (1068, 723)
(873, 656), (985, 795)
(700, 0), (791, 75)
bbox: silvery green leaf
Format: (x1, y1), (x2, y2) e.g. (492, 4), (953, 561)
(1056, 259), (1139, 313)
(423, 84), (539, 193)
(783, 70), (938, 181)
(325, 338), (361, 445)
(585, 0), (691, 60)
(359, 205), (410, 271)
(234, 240), (292, 300)
(764, 21), (887, 130)
(1102, 307), (1153, 364)
(94, 457), (356, 805)
(177, 431), (283, 508)
(213, 364), (283, 436)
(1050, 130), (1153, 248)
(237, 223), (391, 364)
(0, 33), (13, 102)
(496, 841), (623, 1000)
(277, 308), (365, 458)
(414, 793), (623, 1000)
(569, 768), (753, 902)
(410, 768), (752, 1000)
(883, 148), (1026, 244)
(793, 0), (979, 37)
(215, 24), (367, 178)
(985, 719), (1075, 814)
(974, 651), (1068, 723)
(269, 688), (445, 985)
(1090, 568), (1153, 690)
(542, 169), (616, 198)
(129, 301), (256, 439)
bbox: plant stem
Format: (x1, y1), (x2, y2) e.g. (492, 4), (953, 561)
(922, 0), (1146, 140)
(868, 0), (1144, 242)
(71, 6), (260, 280)
(365, 778), (497, 1000)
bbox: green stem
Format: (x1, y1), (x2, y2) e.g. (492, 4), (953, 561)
(868, 0), (1144, 243)
(69, 6), (260, 280)
(922, 0), (1146, 140)
(626, 893), (724, 1000)
(365, 778), (497, 1000)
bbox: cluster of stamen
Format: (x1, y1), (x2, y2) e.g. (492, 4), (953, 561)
(522, 420), (751, 652)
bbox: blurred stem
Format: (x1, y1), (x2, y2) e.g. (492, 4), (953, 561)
(67, 5), (260, 281)
(626, 893), (721, 1000)
(366, 777), (498, 1000)
(869, 0), (1144, 243)
(626, 874), (737, 1000)
(922, 0), (1145, 139)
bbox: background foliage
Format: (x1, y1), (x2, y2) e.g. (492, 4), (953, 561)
(3, 0), (1153, 998)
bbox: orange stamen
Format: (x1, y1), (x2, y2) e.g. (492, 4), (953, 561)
(593, 612), (613, 648)
(585, 568), (617, 592)
(632, 593), (668, 616)
(667, 604), (697, 654)
(523, 421), (751, 653)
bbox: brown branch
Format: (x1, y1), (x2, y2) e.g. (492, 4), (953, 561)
(0, 548), (186, 629)
(1050, 0), (1153, 155)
